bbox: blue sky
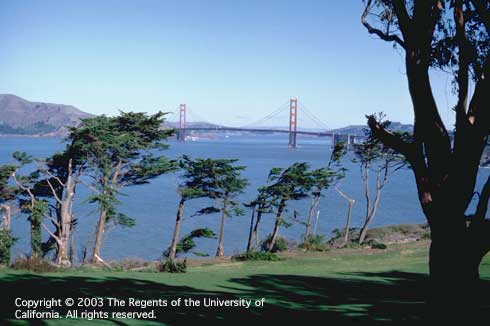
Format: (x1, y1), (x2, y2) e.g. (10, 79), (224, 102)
(0, 0), (457, 129)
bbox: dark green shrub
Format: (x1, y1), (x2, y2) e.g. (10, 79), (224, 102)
(159, 258), (187, 273)
(0, 230), (15, 265)
(299, 235), (329, 252)
(260, 235), (289, 253)
(232, 251), (281, 261)
(11, 256), (58, 273)
(369, 241), (387, 250)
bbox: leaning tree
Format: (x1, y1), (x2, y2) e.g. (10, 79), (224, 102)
(361, 0), (490, 315)
(76, 112), (174, 264)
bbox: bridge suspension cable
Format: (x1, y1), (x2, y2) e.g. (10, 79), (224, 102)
(239, 100), (290, 128)
(298, 102), (330, 130)
(186, 106), (214, 125)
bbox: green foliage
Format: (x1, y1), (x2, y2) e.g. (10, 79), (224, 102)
(165, 228), (216, 257)
(307, 142), (347, 198)
(353, 113), (408, 173)
(261, 235), (289, 253)
(178, 156), (248, 219)
(0, 230), (15, 265)
(0, 164), (16, 202)
(11, 256), (59, 273)
(299, 235), (329, 252)
(192, 252), (209, 257)
(159, 258), (187, 273)
(29, 200), (47, 257)
(123, 155), (177, 185)
(368, 241), (387, 250)
(233, 251), (281, 261)
(72, 111), (174, 228)
(12, 151), (33, 165)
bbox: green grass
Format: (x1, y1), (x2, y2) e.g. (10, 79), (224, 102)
(1, 243), (490, 325)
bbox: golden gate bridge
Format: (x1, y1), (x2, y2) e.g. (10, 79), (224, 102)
(169, 99), (363, 148)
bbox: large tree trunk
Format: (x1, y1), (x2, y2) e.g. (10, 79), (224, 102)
(427, 217), (483, 320)
(268, 200), (286, 252)
(168, 199), (185, 259)
(216, 201), (228, 257)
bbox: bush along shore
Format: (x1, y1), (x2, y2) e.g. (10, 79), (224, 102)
(0, 223), (431, 273)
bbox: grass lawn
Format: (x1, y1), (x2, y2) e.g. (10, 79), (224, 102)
(1, 241), (489, 325)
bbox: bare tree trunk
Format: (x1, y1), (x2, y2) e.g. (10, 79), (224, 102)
(91, 160), (122, 264)
(343, 203), (354, 244)
(246, 205), (256, 252)
(168, 198), (185, 259)
(305, 197), (319, 241)
(359, 172), (382, 244)
(55, 159), (76, 267)
(91, 209), (107, 263)
(251, 210), (263, 248)
(216, 200), (228, 257)
(313, 210), (320, 235)
(268, 200), (286, 252)
(336, 186), (355, 245)
(69, 224), (75, 265)
(0, 204), (11, 231)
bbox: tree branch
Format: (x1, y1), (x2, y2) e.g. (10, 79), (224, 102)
(455, 0), (469, 117)
(40, 168), (66, 188)
(362, 0), (406, 49)
(467, 174), (490, 226)
(42, 222), (61, 245)
(392, 0), (412, 38)
(367, 116), (433, 217)
(46, 179), (63, 204)
(470, 0), (490, 31)
(368, 116), (414, 158)
(11, 171), (35, 208)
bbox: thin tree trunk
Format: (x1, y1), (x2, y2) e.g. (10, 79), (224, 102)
(343, 203), (354, 244)
(168, 198), (185, 260)
(1, 204), (11, 231)
(91, 209), (107, 263)
(359, 172), (382, 244)
(313, 209), (320, 235)
(216, 200), (228, 257)
(91, 160), (122, 264)
(305, 197), (319, 241)
(268, 200), (286, 252)
(69, 224), (75, 265)
(246, 205), (256, 252)
(252, 210), (263, 247)
(335, 186), (355, 245)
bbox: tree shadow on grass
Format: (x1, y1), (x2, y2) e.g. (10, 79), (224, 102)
(1, 271), (489, 325)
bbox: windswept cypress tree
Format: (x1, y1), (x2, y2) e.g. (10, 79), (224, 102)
(71, 112), (175, 264)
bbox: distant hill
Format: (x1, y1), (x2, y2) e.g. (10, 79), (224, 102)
(331, 122), (414, 136)
(0, 94), (93, 136)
